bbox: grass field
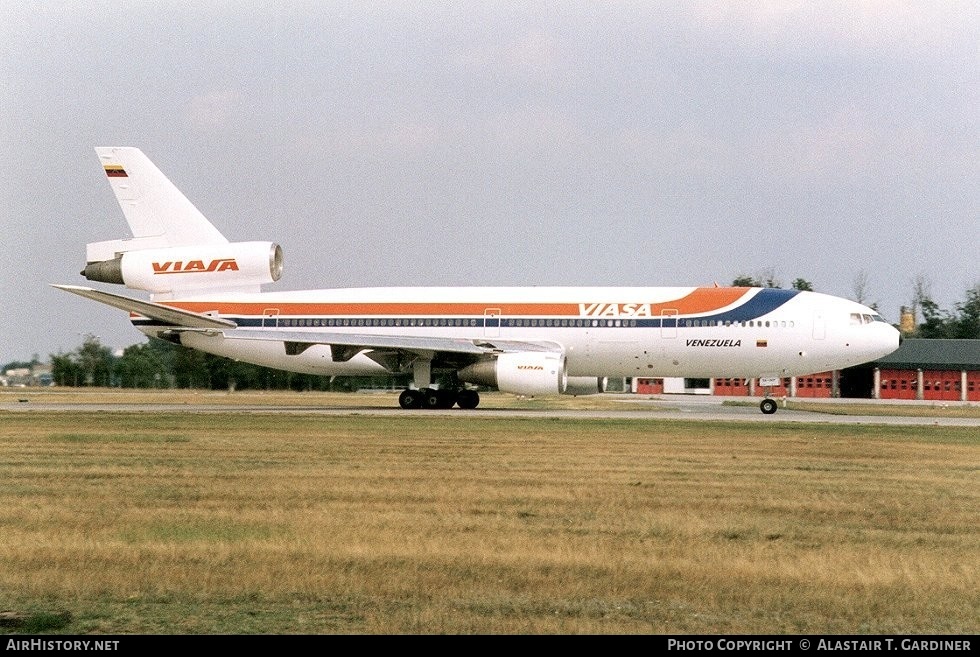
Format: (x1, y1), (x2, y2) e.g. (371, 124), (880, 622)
(0, 395), (977, 634)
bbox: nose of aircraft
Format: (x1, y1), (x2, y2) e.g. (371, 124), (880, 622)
(880, 322), (902, 356)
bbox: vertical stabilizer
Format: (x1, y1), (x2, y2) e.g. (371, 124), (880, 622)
(93, 147), (228, 251)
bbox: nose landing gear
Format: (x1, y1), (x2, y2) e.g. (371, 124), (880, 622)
(758, 377), (782, 414)
(760, 397), (778, 415)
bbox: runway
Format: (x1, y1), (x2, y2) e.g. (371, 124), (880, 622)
(3, 391), (978, 426)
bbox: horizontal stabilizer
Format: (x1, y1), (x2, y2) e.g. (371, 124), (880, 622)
(51, 284), (237, 329)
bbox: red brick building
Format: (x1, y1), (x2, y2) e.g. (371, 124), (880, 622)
(871, 339), (980, 402)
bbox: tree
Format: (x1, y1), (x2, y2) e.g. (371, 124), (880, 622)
(909, 279), (980, 339)
(733, 269), (782, 289)
(116, 343), (168, 388)
(731, 269), (787, 289)
(732, 275), (761, 287)
(169, 343), (209, 389)
(791, 278), (814, 292)
(952, 284), (980, 339)
(50, 352), (82, 387)
(761, 269), (782, 289)
(852, 270), (870, 305)
(49, 335), (116, 387)
(916, 290), (954, 338)
(76, 334), (115, 386)
(910, 274), (932, 326)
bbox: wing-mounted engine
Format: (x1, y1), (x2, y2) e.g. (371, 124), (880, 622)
(82, 241), (283, 298)
(458, 352), (567, 396)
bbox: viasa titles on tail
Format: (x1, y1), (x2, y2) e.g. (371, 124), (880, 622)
(54, 147), (901, 413)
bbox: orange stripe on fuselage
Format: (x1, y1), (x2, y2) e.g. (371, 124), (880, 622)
(647, 287), (748, 316)
(163, 287), (752, 317)
(168, 301), (574, 316)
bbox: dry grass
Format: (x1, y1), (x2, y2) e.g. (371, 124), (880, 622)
(0, 407), (976, 634)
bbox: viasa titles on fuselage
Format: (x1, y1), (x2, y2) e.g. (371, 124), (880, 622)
(54, 147), (901, 413)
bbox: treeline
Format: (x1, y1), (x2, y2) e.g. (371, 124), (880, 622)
(48, 336), (408, 391)
(912, 284), (980, 339)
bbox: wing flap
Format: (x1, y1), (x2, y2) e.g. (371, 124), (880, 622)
(224, 328), (561, 359)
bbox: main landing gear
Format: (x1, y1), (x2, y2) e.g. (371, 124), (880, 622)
(400, 358), (480, 410)
(398, 388), (480, 410)
(759, 398), (778, 415)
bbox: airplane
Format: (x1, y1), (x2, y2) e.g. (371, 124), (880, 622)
(53, 147), (901, 414)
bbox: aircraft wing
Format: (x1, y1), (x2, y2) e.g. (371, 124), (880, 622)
(51, 284), (237, 329)
(51, 284), (562, 366)
(224, 328), (562, 366)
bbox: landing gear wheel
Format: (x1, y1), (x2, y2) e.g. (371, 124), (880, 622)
(436, 389), (458, 409)
(760, 398), (778, 415)
(399, 389), (424, 410)
(419, 388), (439, 408)
(456, 389), (480, 410)
(419, 389), (457, 410)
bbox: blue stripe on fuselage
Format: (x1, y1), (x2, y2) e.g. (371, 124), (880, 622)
(697, 288), (799, 323)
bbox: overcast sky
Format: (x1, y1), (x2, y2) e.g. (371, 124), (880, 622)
(2, 2), (977, 363)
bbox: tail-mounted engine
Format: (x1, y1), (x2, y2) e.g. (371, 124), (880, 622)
(82, 241), (283, 297)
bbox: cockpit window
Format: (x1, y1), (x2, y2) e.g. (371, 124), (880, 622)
(851, 313), (879, 325)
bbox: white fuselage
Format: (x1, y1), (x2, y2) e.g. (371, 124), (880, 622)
(137, 286), (901, 380)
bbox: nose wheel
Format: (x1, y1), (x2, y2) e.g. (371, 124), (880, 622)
(760, 398), (778, 415)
